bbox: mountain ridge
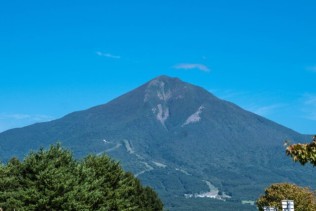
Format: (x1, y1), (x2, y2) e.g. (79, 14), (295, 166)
(0, 75), (314, 210)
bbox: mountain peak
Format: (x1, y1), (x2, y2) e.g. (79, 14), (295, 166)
(144, 75), (188, 103)
(152, 75), (179, 81)
(148, 75), (184, 87)
(0, 75), (311, 211)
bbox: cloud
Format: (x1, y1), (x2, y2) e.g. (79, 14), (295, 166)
(211, 89), (285, 116)
(0, 113), (54, 132)
(210, 89), (251, 100)
(0, 114), (52, 121)
(245, 104), (284, 116)
(306, 66), (316, 72)
(301, 94), (316, 120)
(306, 113), (316, 121)
(96, 51), (121, 59)
(304, 94), (316, 105)
(0, 114), (31, 120)
(173, 63), (210, 72)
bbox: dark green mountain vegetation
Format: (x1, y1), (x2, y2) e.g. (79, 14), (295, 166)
(0, 75), (315, 210)
(256, 183), (316, 211)
(0, 144), (163, 211)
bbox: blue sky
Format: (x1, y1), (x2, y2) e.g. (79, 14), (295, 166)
(0, 0), (316, 135)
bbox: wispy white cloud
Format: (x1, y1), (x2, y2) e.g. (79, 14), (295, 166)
(210, 89), (285, 116)
(96, 51), (121, 59)
(210, 89), (251, 100)
(173, 63), (210, 72)
(244, 104), (284, 116)
(0, 113), (54, 132)
(211, 89), (316, 133)
(304, 94), (316, 105)
(0, 114), (53, 121)
(0, 114), (31, 120)
(306, 66), (316, 72)
(301, 94), (316, 120)
(306, 113), (316, 121)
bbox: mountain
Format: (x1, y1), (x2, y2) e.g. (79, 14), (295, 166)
(0, 75), (315, 210)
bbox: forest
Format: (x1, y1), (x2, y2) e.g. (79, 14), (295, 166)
(0, 144), (163, 210)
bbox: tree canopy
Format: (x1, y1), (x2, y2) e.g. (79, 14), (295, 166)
(286, 135), (316, 166)
(0, 144), (163, 210)
(256, 136), (316, 210)
(256, 183), (316, 211)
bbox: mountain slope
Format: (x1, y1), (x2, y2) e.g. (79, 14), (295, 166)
(0, 75), (314, 210)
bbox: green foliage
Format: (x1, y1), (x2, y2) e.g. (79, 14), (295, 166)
(256, 136), (316, 211)
(0, 144), (163, 210)
(164, 197), (257, 211)
(286, 135), (316, 166)
(1, 76), (314, 210)
(256, 183), (316, 211)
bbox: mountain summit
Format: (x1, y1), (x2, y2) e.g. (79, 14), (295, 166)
(0, 75), (314, 210)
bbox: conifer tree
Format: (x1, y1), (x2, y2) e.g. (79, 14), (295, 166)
(0, 144), (163, 211)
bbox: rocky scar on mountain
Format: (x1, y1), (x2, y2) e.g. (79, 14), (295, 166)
(0, 75), (314, 210)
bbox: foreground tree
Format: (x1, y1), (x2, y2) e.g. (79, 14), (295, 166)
(0, 144), (163, 210)
(256, 136), (316, 210)
(256, 183), (316, 211)
(286, 135), (316, 166)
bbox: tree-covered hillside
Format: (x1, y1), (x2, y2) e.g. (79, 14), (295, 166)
(0, 144), (163, 210)
(0, 76), (314, 210)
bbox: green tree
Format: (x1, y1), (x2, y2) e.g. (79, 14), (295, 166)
(286, 135), (316, 165)
(257, 135), (316, 211)
(0, 144), (163, 211)
(256, 183), (316, 211)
